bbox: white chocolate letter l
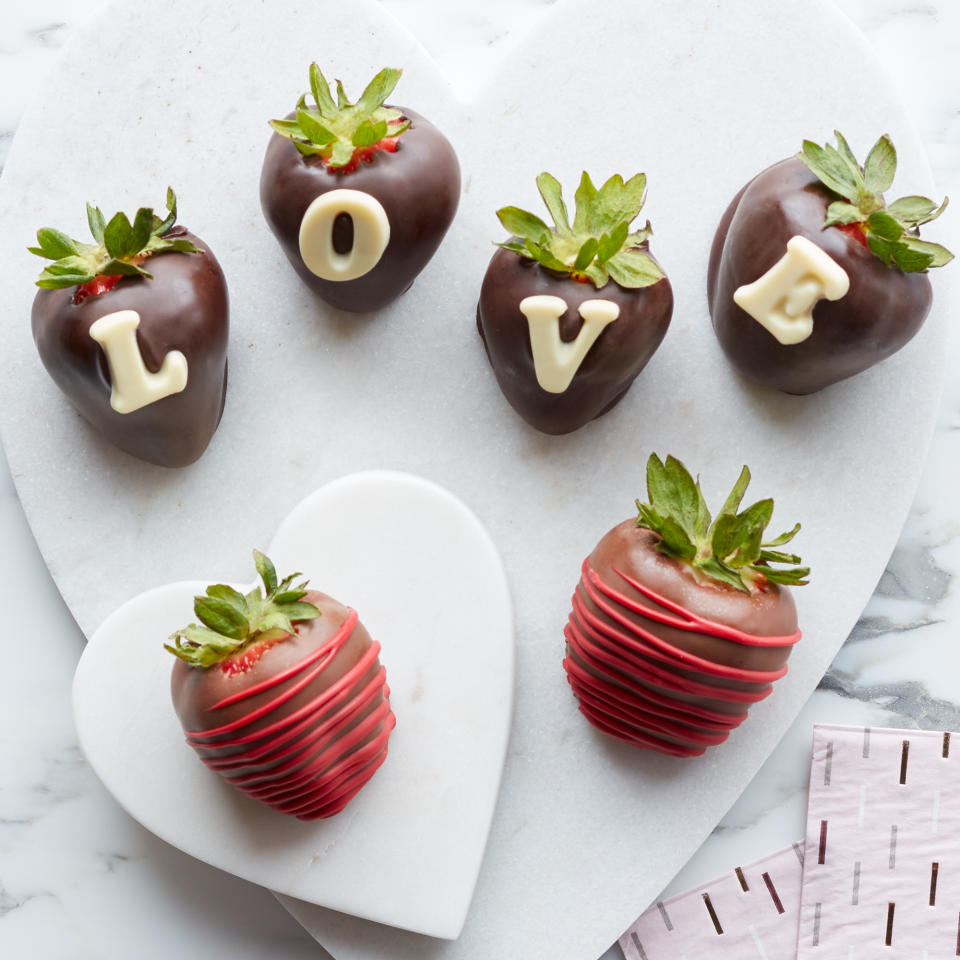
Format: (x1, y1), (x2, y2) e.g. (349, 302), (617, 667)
(88, 309), (188, 414)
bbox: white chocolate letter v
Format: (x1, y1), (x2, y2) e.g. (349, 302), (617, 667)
(88, 309), (188, 414)
(520, 295), (620, 394)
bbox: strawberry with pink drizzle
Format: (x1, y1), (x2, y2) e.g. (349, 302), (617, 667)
(563, 454), (807, 758)
(166, 551), (395, 819)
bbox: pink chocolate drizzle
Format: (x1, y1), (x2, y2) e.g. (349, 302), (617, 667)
(185, 609), (396, 819)
(563, 558), (801, 758)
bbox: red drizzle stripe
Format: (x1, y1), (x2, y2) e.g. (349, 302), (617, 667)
(572, 680), (730, 747)
(184, 609), (395, 820)
(228, 688), (391, 793)
(579, 701), (705, 758)
(563, 654), (745, 731)
(574, 582), (787, 687)
(605, 562), (801, 647)
(212, 611), (359, 708)
(202, 668), (386, 773)
(563, 558), (799, 756)
(188, 643), (382, 748)
(187, 610), (360, 739)
(566, 610), (773, 706)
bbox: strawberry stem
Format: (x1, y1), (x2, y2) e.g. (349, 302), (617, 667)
(798, 131), (953, 273)
(165, 551), (322, 670)
(269, 64), (411, 171)
(29, 188), (201, 294)
(636, 454), (808, 593)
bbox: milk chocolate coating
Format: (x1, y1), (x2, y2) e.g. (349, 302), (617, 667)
(172, 592), (379, 750)
(260, 107), (460, 312)
(31, 231), (229, 467)
(477, 250), (673, 434)
(564, 522), (798, 756)
(708, 157), (932, 394)
(172, 591), (393, 819)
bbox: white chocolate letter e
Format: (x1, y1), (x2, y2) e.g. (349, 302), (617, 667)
(733, 235), (849, 345)
(89, 309), (188, 414)
(520, 295), (619, 393)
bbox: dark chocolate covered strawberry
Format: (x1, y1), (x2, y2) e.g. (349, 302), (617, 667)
(477, 171), (673, 434)
(166, 551), (396, 820)
(709, 132), (953, 394)
(260, 64), (460, 312)
(29, 189), (229, 467)
(563, 454), (807, 757)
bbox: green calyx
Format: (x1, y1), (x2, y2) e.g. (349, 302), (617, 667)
(798, 131), (953, 273)
(165, 551), (322, 669)
(269, 64), (410, 169)
(636, 454), (809, 593)
(495, 171), (664, 289)
(29, 187), (200, 290)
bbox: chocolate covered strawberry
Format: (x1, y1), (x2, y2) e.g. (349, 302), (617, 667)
(166, 551), (395, 820)
(563, 454), (807, 757)
(29, 189), (229, 467)
(477, 171), (673, 434)
(709, 131), (953, 394)
(260, 64), (460, 312)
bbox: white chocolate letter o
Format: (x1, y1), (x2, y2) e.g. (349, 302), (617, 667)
(298, 188), (391, 282)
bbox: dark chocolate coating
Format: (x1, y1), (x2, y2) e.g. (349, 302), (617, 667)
(259, 107), (460, 312)
(564, 523), (798, 755)
(31, 231), (229, 468)
(476, 250), (673, 434)
(708, 157), (932, 394)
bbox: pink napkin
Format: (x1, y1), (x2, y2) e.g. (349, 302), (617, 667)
(619, 724), (960, 960)
(619, 843), (804, 959)
(798, 724), (960, 959)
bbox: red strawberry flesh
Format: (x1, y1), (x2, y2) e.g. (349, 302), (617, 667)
(73, 274), (124, 305)
(835, 221), (869, 248)
(324, 135), (401, 175)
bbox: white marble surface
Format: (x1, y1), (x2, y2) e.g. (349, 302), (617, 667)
(1, 2), (958, 959)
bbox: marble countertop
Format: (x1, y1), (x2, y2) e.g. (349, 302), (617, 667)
(2, 1), (958, 957)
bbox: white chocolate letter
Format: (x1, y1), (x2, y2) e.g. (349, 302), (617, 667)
(520, 295), (619, 393)
(298, 188), (390, 282)
(733, 235), (849, 345)
(88, 309), (188, 414)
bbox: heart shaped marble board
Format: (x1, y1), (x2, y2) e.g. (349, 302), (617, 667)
(73, 471), (513, 940)
(0, 0), (952, 956)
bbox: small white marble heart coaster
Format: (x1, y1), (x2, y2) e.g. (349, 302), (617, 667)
(72, 470), (514, 940)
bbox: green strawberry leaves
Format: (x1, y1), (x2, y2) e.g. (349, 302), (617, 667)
(863, 135), (896, 194)
(495, 171), (664, 290)
(165, 550), (322, 669)
(269, 64), (411, 169)
(799, 131), (953, 273)
(29, 187), (201, 292)
(636, 454), (809, 593)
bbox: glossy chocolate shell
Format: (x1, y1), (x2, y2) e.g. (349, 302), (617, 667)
(708, 157), (932, 394)
(31, 231), (229, 467)
(260, 107), (460, 312)
(171, 591), (395, 820)
(477, 250), (673, 434)
(563, 522), (799, 757)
